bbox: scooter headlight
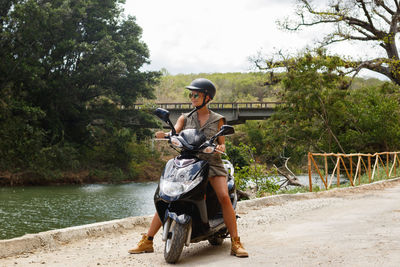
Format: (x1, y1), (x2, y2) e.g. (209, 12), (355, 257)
(160, 176), (202, 197)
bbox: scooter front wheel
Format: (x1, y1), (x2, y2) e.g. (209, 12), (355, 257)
(164, 220), (190, 264)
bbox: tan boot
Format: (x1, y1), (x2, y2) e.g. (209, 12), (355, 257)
(128, 234), (154, 254)
(231, 237), (249, 257)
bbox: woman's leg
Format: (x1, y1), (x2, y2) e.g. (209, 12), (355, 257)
(147, 212), (162, 237)
(128, 212), (161, 254)
(208, 175), (238, 238)
(209, 175), (249, 257)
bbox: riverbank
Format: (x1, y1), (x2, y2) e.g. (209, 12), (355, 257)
(1, 177), (400, 264)
(0, 162), (164, 186)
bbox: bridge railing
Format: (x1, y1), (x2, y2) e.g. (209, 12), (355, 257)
(307, 152), (400, 192)
(132, 102), (282, 110)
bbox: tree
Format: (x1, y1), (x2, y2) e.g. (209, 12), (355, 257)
(276, 0), (400, 85)
(1, 0), (160, 143)
(0, 0), (160, 174)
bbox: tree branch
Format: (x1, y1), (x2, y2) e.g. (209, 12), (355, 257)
(394, 0), (400, 11)
(274, 159), (306, 188)
(375, 0), (395, 15)
(373, 7), (391, 24)
(357, 0), (375, 29)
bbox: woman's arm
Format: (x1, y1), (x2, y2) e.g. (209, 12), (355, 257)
(174, 115), (185, 133)
(216, 118), (226, 153)
(155, 115), (185, 138)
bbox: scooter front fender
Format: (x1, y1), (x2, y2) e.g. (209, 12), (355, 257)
(166, 210), (191, 225)
(162, 211), (192, 242)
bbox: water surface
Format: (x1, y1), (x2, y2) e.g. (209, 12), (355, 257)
(0, 183), (158, 240)
(0, 175), (347, 240)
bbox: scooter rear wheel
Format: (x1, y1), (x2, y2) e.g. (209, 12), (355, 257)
(208, 236), (224, 246)
(208, 228), (227, 246)
(164, 220), (189, 264)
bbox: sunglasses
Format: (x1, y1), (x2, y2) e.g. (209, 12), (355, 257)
(189, 92), (200, 99)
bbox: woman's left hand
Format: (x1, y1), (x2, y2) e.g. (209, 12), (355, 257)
(215, 144), (226, 154)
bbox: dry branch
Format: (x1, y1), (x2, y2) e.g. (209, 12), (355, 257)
(274, 157), (306, 188)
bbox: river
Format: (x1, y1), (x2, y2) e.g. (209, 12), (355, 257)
(0, 175), (344, 240)
(0, 183), (158, 240)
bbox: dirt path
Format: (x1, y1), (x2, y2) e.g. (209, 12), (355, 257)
(2, 180), (400, 266)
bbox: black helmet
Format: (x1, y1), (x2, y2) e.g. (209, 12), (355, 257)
(185, 78), (216, 99)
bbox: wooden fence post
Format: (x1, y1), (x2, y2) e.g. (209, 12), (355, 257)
(386, 153), (389, 175)
(368, 155), (371, 183)
(324, 155), (328, 186)
(308, 152), (312, 192)
(350, 156), (353, 182)
(337, 156), (341, 188)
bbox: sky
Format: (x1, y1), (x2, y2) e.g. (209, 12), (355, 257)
(123, 0), (386, 78)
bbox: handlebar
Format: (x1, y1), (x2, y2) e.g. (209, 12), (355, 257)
(215, 148), (226, 155)
(154, 137), (226, 155)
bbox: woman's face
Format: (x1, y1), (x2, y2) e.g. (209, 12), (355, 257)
(189, 91), (206, 107)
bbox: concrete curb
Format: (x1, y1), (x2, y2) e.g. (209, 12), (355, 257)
(0, 215), (152, 258)
(237, 177), (400, 211)
(1, 177), (400, 258)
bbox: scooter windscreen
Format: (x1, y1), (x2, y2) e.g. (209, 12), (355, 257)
(160, 158), (207, 197)
(170, 129), (207, 151)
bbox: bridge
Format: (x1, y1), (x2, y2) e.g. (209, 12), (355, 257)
(133, 102), (281, 125)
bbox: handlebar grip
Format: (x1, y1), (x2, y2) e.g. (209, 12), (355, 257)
(215, 149), (226, 155)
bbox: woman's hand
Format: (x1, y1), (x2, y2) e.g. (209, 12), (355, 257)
(215, 144), (226, 154)
(155, 131), (167, 138)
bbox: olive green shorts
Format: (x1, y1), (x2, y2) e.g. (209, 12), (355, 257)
(208, 163), (228, 178)
(198, 153), (227, 178)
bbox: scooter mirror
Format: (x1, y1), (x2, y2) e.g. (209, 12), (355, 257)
(154, 108), (170, 122)
(209, 125), (235, 144)
(219, 125), (235, 136)
(154, 108), (177, 136)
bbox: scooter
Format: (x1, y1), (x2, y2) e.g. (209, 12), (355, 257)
(153, 108), (237, 264)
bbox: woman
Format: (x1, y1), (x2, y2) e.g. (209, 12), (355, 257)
(128, 78), (248, 257)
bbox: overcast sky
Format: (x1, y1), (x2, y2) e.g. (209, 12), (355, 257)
(123, 0), (385, 78)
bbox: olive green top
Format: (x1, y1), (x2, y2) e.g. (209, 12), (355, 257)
(182, 110), (227, 177)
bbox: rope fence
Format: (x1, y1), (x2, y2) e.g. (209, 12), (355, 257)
(307, 152), (400, 192)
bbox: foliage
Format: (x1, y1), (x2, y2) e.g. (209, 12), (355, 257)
(0, 0), (161, 180)
(235, 164), (280, 196)
(340, 85), (400, 153)
(224, 141), (250, 169)
(227, 142), (280, 195)
(149, 72), (280, 103)
(0, 98), (46, 170)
